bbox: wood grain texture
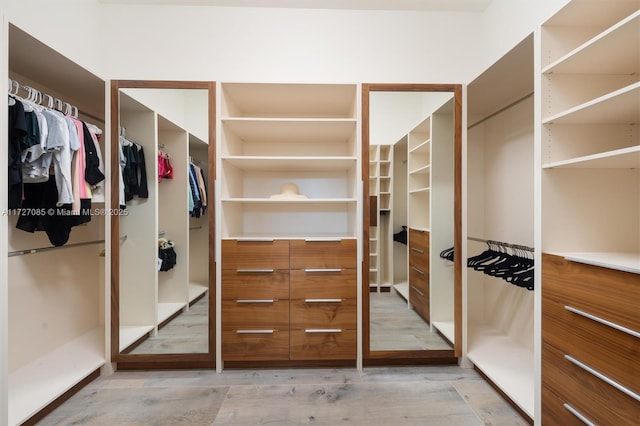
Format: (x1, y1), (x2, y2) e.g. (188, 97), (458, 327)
(221, 300), (290, 330)
(409, 283), (430, 323)
(221, 330), (290, 361)
(290, 298), (357, 329)
(221, 239), (289, 270)
(541, 385), (591, 426)
(290, 239), (357, 269)
(290, 269), (356, 299)
(222, 270), (289, 300)
(542, 343), (640, 426)
(290, 329), (357, 360)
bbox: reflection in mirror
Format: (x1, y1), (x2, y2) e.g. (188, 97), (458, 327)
(368, 90), (456, 353)
(116, 87), (210, 355)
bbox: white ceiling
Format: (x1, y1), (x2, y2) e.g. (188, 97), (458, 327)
(98, 0), (492, 12)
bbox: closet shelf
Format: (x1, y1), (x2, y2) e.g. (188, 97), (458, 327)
(188, 282), (208, 303)
(559, 251), (640, 274)
(221, 198), (357, 203)
(542, 82), (640, 124)
(432, 321), (455, 344)
(409, 165), (431, 175)
(221, 118), (357, 144)
(467, 323), (534, 418)
(542, 11), (640, 75)
(8, 327), (105, 426)
(409, 140), (430, 154)
(409, 187), (430, 194)
(119, 325), (155, 352)
(542, 145), (640, 169)
(222, 156), (357, 171)
(157, 302), (187, 325)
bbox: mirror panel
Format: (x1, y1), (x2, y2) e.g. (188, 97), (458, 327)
(363, 84), (462, 360)
(111, 81), (215, 366)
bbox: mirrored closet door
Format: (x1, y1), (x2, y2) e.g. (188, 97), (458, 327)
(110, 81), (215, 368)
(363, 84), (462, 361)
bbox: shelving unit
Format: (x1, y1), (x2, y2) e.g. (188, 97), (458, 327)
(540, 0), (640, 272)
(218, 83), (359, 240)
(368, 144), (392, 291)
(539, 2), (640, 423)
(4, 24), (108, 426)
(466, 34), (535, 420)
(118, 90), (210, 352)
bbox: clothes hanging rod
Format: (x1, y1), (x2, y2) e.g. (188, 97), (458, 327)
(467, 92), (534, 130)
(467, 236), (534, 252)
(8, 239), (105, 257)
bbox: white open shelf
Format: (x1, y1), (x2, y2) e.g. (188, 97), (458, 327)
(543, 145), (640, 169)
(8, 327), (105, 426)
(542, 82), (639, 124)
(188, 282), (209, 302)
(467, 323), (534, 418)
(559, 251), (640, 274)
(119, 325), (155, 352)
(409, 187), (430, 194)
(157, 302), (187, 324)
(542, 11), (640, 75)
(394, 282), (409, 301)
(432, 321), (455, 343)
(409, 164), (430, 175)
(221, 118), (357, 144)
(222, 156), (357, 171)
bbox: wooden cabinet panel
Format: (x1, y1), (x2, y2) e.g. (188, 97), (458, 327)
(409, 264), (429, 292)
(542, 342), (640, 426)
(409, 283), (429, 322)
(542, 296), (639, 392)
(541, 385), (597, 426)
(542, 253), (639, 332)
(290, 269), (356, 299)
(221, 239), (289, 270)
(222, 330), (290, 361)
(290, 329), (357, 360)
(222, 300), (289, 330)
(409, 228), (429, 252)
(290, 298), (356, 329)
(290, 239), (357, 269)
(222, 270), (289, 300)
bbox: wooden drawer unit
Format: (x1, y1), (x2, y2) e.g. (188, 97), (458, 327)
(542, 253), (639, 332)
(542, 296), (639, 392)
(408, 228), (429, 270)
(290, 329), (357, 360)
(290, 298), (357, 330)
(541, 385), (603, 426)
(290, 269), (356, 299)
(222, 299), (290, 330)
(222, 329), (290, 361)
(222, 270), (289, 300)
(542, 343), (640, 426)
(221, 239), (289, 270)
(290, 239), (357, 269)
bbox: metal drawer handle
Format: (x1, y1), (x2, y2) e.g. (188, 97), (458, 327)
(563, 403), (595, 426)
(236, 329), (274, 334)
(411, 247), (425, 254)
(411, 285), (425, 297)
(236, 238), (275, 242)
(564, 305), (640, 339)
(237, 269), (275, 273)
(564, 355), (640, 402)
(304, 298), (342, 303)
(305, 329), (342, 333)
(411, 266), (425, 275)
(304, 238), (342, 242)
(236, 299), (275, 303)
(305, 268), (342, 273)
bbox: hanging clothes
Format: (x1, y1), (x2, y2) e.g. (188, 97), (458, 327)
(158, 151), (173, 182)
(8, 96), (28, 209)
(119, 136), (149, 204)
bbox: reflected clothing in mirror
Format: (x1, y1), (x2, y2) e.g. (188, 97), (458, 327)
(393, 225), (408, 245)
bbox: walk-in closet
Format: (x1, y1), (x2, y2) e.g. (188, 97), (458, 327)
(4, 24), (107, 426)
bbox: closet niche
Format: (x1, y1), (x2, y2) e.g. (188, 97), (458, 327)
(111, 81), (215, 368)
(363, 84), (462, 362)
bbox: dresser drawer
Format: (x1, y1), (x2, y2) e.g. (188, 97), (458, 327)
(222, 239), (289, 270)
(409, 284), (429, 322)
(542, 296), (639, 392)
(290, 298), (356, 329)
(409, 228), (429, 252)
(222, 329), (289, 361)
(290, 239), (356, 269)
(290, 269), (356, 299)
(290, 329), (356, 360)
(542, 385), (599, 426)
(409, 248), (429, 272)
(542, 342), (640, 426)
(409, 263), (429, 293)
(222, 270), (289, 300)
(222, 299), (289, 330)
(542, 253), (639, 332)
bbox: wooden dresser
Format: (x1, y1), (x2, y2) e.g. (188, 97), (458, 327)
(408, 228), (430, 322)
(541, 254), (639, 425)
(221, 238), (357, 362)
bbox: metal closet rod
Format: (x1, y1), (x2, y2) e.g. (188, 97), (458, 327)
(467, 236), (534, 252)
(8, 235), (127, 257)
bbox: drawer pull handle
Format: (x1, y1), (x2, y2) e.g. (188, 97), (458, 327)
(304, 298), (343, 303)
(236, 238), (274, 242)
(236, 329), (274, 334)
(565, 355), (640, 402)
(304, 238), (342, 242)
(305, 328), (342, 333)
(411, 247), (425, 254)
(411, 266), (425, 275)
(236, 299), (275, 303)
(305, 268), (342, 273)
(563, 403), (595, 426)
(411, 285), (425, 296)
(564, 305), (640, 339)
(237, 269), (275, 273)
